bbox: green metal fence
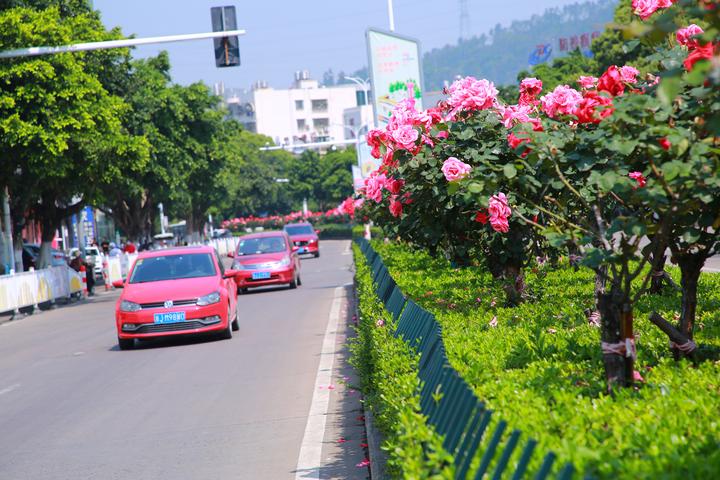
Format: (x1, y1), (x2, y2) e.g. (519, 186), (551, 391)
(355, 238), (576, 480)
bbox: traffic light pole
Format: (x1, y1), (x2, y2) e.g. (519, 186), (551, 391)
(0, 29), (246, 59)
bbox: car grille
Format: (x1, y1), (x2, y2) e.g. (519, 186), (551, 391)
(139, 299), (197, 309)
(133, 321), (212, 334)
(240, 262), (281, 270)
(294, 241), (308, 246)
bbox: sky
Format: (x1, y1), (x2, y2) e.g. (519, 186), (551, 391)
(93, 0), (587, 90)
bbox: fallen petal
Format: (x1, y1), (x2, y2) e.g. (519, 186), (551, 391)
(360, 442), (368, 448)
(356, 458), (371, 468)
(337, 437), (348, 443)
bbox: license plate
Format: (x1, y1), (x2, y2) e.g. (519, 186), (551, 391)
(252, 271), (271, 280)
(153, 311), (186, 324)
(298, 248), (306, 254)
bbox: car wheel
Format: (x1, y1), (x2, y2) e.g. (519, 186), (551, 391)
(289, 273), (298, 289)
(314, 251), (320, 258)
(219, 305), (233, 340)
(297, 274), (302, 286)
(239, 287), (249, 295)
(231, 308), (239, 331)
(118, 337), (134, 350)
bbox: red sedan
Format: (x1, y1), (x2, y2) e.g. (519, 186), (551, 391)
(114, 246), (239, 350)
(229, 231), (301, 293)
(283, 222), (320, 258)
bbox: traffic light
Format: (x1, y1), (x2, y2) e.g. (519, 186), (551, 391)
(211, 6), (240, 68)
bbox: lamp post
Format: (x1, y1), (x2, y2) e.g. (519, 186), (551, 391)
(387, 0), (395, 31)
(343, 75), (371, 108)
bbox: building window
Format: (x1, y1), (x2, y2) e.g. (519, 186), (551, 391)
(311, 99), (328, 112)
(313, 118), (329, 131)
(296, 119), (306, 130)
(295, 100), (304, 110)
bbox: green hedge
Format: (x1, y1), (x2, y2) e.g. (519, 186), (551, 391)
(350, 243), (454, 478)
(368, 240), (720, 479)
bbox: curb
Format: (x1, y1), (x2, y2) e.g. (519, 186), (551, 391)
(351, 270), (387, 479)
(363, 407), (387, 479)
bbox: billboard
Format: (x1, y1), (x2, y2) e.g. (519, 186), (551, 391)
(366, 29), (423, 129)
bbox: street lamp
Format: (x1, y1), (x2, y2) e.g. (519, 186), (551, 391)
(343, 75), (371, 106)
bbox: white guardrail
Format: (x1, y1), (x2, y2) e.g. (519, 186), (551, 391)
(0, 266), (84, 314)
(0, 240), (238, 315)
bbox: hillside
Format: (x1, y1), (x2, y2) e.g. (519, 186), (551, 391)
(422, 0), (618, 89)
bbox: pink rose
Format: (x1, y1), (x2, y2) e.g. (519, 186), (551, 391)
(441, 157), (472, 182)
(499, 104), (535, 128)
(632, 0), (662, 20)
(619, 66), (640, 84)
(391, 125), (419, 150)
(577, 76), (598, 89)
(364, 172), (387, 203)
(446, 76), (498, 117)
(488, 193), (512, 233)
(520, 77), (543, 96)
(677, 24), (704, 48)
(540, 85), (583, 118)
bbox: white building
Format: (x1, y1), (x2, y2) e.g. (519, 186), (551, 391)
(221, 71), (372, 146)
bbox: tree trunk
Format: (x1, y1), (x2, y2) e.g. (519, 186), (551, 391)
(597, 285), (634, 393)
(648, 252), (667, 294)
(672, 252), (705, 358)
(502, 263), (524, 306)
(37, 216), (57, 269)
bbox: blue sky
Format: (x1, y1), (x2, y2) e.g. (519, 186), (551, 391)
(94, 0), (587, 89)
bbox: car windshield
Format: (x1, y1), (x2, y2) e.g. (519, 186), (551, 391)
(284, 225), (314, 236)
(237, 237), (287, 256)
(129, 253), (216, 284)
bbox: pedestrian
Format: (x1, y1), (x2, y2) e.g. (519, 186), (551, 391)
(85, 254), (96, 296)
(108, 242), (122, 257)
(123, 241), (136, 254)
(100, 240), (110, 255)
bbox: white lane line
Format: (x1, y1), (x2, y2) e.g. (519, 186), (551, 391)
(0, 384), (20, 396)
(341, 242), (352, 256)
(295, 285), (345, 480)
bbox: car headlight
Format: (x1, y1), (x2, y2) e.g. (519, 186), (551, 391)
(232, 262), (245, 270)
(279, 256), (291, 267)
(120, 300), (141, 312)
(197, 291), (221, 306)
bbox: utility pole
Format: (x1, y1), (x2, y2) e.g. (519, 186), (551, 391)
(387, 0), (395, 32)
(2, 187), (15, 274)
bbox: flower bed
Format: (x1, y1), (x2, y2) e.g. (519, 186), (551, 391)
(367, 240), (720, 478)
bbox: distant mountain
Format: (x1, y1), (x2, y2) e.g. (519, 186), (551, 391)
(422, 0), (618, 90)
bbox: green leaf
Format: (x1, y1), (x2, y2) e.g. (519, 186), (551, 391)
(503, 164), (517, 179)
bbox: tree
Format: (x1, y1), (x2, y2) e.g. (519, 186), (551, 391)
(0, 7), (147, 268)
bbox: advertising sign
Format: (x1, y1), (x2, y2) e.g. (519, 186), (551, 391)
(356, 134), (381, 181)
(366, 29), (423, 129)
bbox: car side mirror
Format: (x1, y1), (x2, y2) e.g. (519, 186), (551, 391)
(112, 280), (125, 288)
(227, 251), (235, 258)
(314, 229), (321, 235)
(224, 270), (240, 279)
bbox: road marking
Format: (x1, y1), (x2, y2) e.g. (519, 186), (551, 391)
(0, 384), (20, 396)
(342, 242), (352, 256)
(295, 285), (345, 480)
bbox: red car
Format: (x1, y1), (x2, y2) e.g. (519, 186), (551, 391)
(229, 231), (301, 293)
(283, 222), (320, 258)
(114, 246), (239, 350)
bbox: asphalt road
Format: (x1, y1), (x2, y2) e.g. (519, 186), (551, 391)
(0, 240), (367, 480)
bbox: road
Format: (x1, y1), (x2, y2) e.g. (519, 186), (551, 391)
(0, 240), (367, 480)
